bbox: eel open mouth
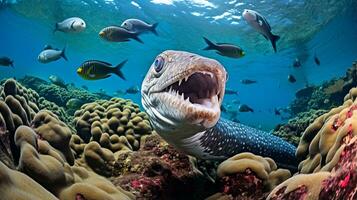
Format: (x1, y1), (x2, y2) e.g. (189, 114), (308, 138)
(163, 71), (221, 111)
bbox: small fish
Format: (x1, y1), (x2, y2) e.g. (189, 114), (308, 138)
(49, 75), (67, 89)
(225, 89), (239, 95)
(66, 98), (84, 110)
(121, 19), (159, 36)
(125, 86), (140, 94)
(98, 88), (106, 95)
(81, 85), (88, 90)
(240, 79), (257, 84)
(38, 45), (68, 63)
(99, 26), (143, 43)
(242, 9), (280, 52)
(288, 74), (296, 83)
(54, 17), (86, 33)
(202, 37), (245, 58)
(293, 58), (301, 68)
(239, 104), (254, 112)
(314, 54), (320, 66)
(77, 60), (127, 80)
(0, 56), (14, 68)
(274, 108), (281, 116)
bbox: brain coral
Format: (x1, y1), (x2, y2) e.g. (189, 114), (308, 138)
(296, 87), (357, 173)
(74, 98), (153, 150)
(207, 152), (291, 200)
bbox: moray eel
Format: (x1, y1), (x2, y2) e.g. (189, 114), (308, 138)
(141, 50), (297, 169)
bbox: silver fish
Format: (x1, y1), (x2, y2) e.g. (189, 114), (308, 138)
(121, 18), (158, 36)
(54, 17), (86, 33)
(38, 45), (67, 63)
(243, 9), (280, 52)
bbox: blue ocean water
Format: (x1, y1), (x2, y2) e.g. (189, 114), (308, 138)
(0, 0), (357, 130)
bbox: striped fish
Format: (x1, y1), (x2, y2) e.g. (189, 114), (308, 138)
(77, 60), (127, 80)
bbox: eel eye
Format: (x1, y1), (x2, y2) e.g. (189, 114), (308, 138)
(154, 56), (164, 72)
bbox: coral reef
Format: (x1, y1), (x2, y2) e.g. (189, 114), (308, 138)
(273, 109), (327, 146)
(74, 98), (153, 150)
(207, 153), (291, 200)
(19, 75), (102, 109)
(289, 61), (357, 116)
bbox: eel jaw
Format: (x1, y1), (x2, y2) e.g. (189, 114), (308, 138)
(153, 68), (224, 129)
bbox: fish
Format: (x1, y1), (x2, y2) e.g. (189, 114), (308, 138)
(54, 17), (86, 33)
(38, 45), (68, 63)
(0, 56), (14, 68)
(49, 75), (67, 89)
(314, 54), (320, 66)
(121, 18), (159, 36)
(77, 59), (127, 80)
(225, 89), (239, 95)
(288, 74), (296, 83)
(274, 108), (281, 116)
(99, 26), (143, 43)
(81, 85), (88, 90)
(293, 58), (301, 68)
(242, 9), (280, 52)
(125, 86), (140, 94)
(202, 37), (245, 58)
(66, 98), (84, 110)
(239, 104), (254, 112)
(240, 79), (257, 84)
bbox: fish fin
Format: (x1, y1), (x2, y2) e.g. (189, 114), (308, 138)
(61, 46), (68, 61)
(70, 21), (75, 30)
(263, 35), (268, 40)
(113, 59), (128, 80)
(53, 23), (58, 33)
(44, 45), (53, 50)
(151, 22), (159, 36)
(87, 60), (112, 66)
(202, 37), (217, 50)
(270, 34), (280, 53)
(132, 34), (144, 44)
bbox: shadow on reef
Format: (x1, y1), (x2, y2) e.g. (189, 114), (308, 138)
(0, 78), (356, 200)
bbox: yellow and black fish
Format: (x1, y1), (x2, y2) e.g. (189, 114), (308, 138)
(77, 60), (127, 80)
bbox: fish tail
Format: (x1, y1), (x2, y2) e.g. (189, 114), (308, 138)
(151, 23), (159, 36)
(114, 59), (128, 80)
(132, 33), (144, 44)
(271, 34), (280, 53)
(202, 37), (216, 50)
(61, 46), (68, 61)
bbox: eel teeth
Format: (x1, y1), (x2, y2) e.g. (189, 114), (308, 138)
(184, 76), (189, 82)
(178, 79), (183, 86)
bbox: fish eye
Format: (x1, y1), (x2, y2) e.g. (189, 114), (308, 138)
(226, 73), (229, 81)
(81, 22), (84, 25)
(154, 56), (164, 72)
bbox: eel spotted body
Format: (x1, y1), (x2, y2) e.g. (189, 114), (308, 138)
(141, 50), (297, 168)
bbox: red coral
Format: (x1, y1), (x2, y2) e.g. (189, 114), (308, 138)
(319, 138), (357, 200)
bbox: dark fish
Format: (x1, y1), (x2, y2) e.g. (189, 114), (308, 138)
(239, 104), (254, 112)
(225, 89), (239, 95)
(274, 108), (281, 116)
(99, 26), (143, 43)
(240, 79), (257, 84)
(125, 86), (140, 94)
(314, 54), (320, 66)
(121, 19), (159, 36)
(77, 60), (127, 80)
(242, 9), (280, 53)
(0, 56), (14, 68)
(293, 58), (301, 68)
(49, 75), (67, 89)
(288, 75), (296, 83)
(202, 37), (245, 58)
